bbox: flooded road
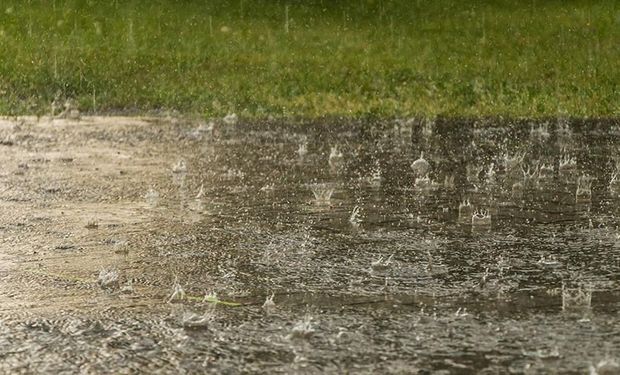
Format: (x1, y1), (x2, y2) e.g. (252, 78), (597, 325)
(0, 116), (619, 373)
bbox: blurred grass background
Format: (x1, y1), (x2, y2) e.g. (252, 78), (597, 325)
(0, 0), (618, 118)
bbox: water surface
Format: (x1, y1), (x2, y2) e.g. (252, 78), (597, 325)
(0, 116), (618, 373)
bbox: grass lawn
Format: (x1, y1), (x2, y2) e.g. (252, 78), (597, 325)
(0, 0), (618, 118)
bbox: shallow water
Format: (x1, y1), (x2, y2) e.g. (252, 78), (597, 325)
(0, 116), (619, 373)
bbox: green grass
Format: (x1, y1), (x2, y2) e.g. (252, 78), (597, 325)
(0, 0), (618, 118)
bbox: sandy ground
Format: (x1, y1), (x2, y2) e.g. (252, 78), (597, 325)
(0, 116), (185, 316)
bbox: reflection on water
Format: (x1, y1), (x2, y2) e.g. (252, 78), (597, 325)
(1, 116), (620, 373)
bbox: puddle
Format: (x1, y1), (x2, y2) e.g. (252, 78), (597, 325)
(0, 116), (619, 373)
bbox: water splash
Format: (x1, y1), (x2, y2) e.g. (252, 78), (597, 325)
(370, 254), (393, 273)
(85, 220), (98, 229)
(288, 315), (315, 340)
(262, 293), (276, 314)
(538, 163), (554, 181)
(55, 98), (80, 120)
(589, 358), (620, 375)
(511, 181), (524, 200)
(443, 175), (455, 190)
(559, 154), (577, 176)
(537, 255), (560, 268)
(454, 307), (469, 318)
(328, 145), (344, 170)
(522, 165), (539, 188)
(485, 163), (496, 184)
(466, 164), (483, 184)
(422, 118), (434, 137)
(172, 159), (187, 174)
(120, 280), (134, 294)
(349, 206), (363, 228)
(576, 175), (593, 203)
(223, 113), (238, 125)
(414, 175), (432, 190)
(297, 138), (308, 158)
(369, 160), (383, 187)
(458, 200), (473, 224)
(97, 268), (119, 290)
(196, 121), (215, 137)
(471, 209), (491, 228)
(557, 121), (572, 137)
(522, 346), (561, 359)
(188, 185), (205, 213)
(609, 172), (620, 196)
(260, 183), (275, 193)
(530, 122), (550, 140)
(167, 277), (186, 303)
(502, 152), (524, 175)
(195, 184), (205, 199)
(182, 310), (214, 329)
(410, 152), (430, 177)
(224, 168), (245, 180)
(309, 183), (335, 205)
(203, 291), (219, 304)
(112, 239), (129, 255)
(562, 282), (592, 311)
(145, 187), (160, 208)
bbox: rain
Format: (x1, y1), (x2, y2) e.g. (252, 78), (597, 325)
(1, 1), (619, 373)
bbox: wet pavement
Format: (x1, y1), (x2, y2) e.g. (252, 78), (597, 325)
(0, 115), (619, 373)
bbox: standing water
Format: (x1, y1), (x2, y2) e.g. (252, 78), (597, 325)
(0, 116), (619, 373)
